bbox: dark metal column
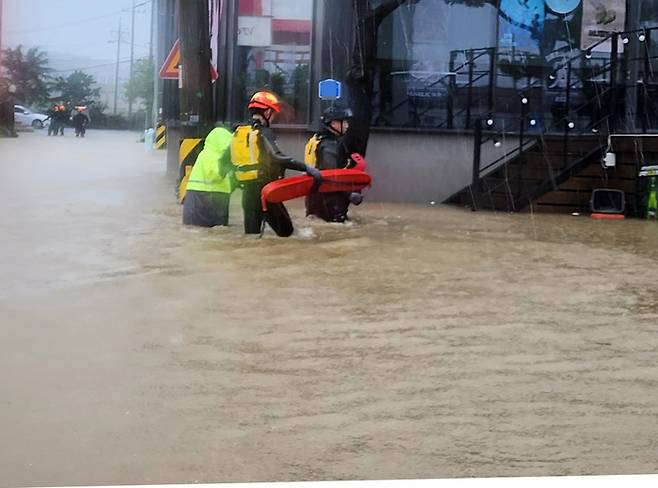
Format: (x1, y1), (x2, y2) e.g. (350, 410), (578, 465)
(216, 0), (238, 124)
(625, 0), (643, 132)
(178, 0), (213, 126)
(160, 0), (179, 124)
(472, 118), (483, 209)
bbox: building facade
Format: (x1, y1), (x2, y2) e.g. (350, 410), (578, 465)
(157, 0), (658, 205)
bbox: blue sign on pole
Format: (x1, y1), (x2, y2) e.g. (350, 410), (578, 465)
(318, 79), (341, 100)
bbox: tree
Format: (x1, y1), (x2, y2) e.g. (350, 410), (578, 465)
(125, 57), (154, 112)
(1, 45), (51, 107)
(50, 70), (101, 106)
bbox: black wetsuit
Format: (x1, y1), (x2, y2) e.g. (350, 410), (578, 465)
(305, 129), (353, 222)
(72, 112), (89, 137)
(55, 109), (68, 135)
(241, 118), (308, 237)
(46, 108), (59, 135)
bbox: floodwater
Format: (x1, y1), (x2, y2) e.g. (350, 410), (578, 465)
(1, 130), (658, 486)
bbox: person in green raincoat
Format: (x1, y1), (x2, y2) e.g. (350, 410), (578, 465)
(182, 127), (234, 227)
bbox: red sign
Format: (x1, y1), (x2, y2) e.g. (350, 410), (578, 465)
(159, 39), (218, 82)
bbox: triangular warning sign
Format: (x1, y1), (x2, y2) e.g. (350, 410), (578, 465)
(159, 39), (181, 79)
(159, 38), (219, 82)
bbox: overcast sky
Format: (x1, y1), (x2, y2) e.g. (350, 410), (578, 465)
(2, 0), (153, 67)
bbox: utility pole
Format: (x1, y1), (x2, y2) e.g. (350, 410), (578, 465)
(148, 0), (154, 64)
(147, 0), (156, 129)
(0, 0), (3, 68)
(128, 0), (136, 117)
(0, 0), (7, 135)
(113, 17), (123, 115)
(177, 0), (212, 126)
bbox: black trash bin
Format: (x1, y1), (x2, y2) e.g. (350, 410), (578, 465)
(591, 188), (625, 215)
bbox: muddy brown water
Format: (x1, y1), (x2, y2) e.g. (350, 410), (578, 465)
(1, 131), (658, 486)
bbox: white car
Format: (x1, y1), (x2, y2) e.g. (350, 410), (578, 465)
(14, 105), (49, 129)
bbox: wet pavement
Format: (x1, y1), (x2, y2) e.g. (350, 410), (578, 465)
(1, 129), (658, 486)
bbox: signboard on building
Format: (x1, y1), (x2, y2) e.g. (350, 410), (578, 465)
(581, 0), (626, 52)
(498, 0), (544, 55)
(238, 16), (272, 46)
(545, 0), (581, 15)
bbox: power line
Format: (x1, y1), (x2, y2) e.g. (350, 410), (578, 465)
(37, 39), (151, 53)
(6, 12), (124, 35)
(50, 59), (132, 74)
(5, 1), (152, 35)
(122, 1), (152, 12)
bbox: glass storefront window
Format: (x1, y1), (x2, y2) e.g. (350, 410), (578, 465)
(234, 0), (313, 124)
(372, 0), (498, 129)
(368, 1), (644, 133)
(639, 2), (658, 130)
(498, 0), (584, 133)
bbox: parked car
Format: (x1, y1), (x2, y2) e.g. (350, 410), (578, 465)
(14, 105), (49, 129)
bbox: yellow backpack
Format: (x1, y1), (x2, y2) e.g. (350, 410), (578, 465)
(304, 134), (321, 167)
(231, 125), (261, 182)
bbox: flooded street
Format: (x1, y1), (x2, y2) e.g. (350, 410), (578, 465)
(2, 130), (658, 486)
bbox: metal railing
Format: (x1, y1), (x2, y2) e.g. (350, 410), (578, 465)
(469, 26), (658, 209)
(372, 47), (495, 129)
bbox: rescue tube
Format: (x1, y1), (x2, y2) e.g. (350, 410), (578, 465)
(591, 213), (625, 220)
(261, 168), (371, 211)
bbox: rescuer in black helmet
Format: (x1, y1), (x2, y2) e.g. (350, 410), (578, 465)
(304, 105), (363, 223)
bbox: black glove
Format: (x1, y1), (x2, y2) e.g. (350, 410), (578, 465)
(305, 165), (322, 184)
(349, 192), (363, 206)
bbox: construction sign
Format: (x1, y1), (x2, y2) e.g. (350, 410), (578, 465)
(178, 137), (204, 203)
(155, 123), (167, 149)
(159, 39), (219, 82)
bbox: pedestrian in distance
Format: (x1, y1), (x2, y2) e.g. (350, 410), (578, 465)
(71, 106), (90, 138)
(55, 104), (67, 135)
(231, 91), (322, 237)
(305, 106), (364, 223)
(46, 104), (60, 136)
(182, 127), (235, 227)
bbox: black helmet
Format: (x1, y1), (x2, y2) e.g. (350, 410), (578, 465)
(321, 106), (353, 124)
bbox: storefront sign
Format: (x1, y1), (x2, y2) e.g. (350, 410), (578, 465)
(498, 0), (544, 54)
(580, 0), (625, 52)
(545, 0), (581, 15)
(238, 16), (272, 47)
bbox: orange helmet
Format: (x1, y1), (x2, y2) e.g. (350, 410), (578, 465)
(248, 91), (281, 113)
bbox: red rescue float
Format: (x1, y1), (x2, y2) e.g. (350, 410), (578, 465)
(260, 154), (371, 211)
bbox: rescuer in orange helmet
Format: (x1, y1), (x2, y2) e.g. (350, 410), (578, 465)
(55, 104), (67, 135)
(231, 91), (322, 237)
